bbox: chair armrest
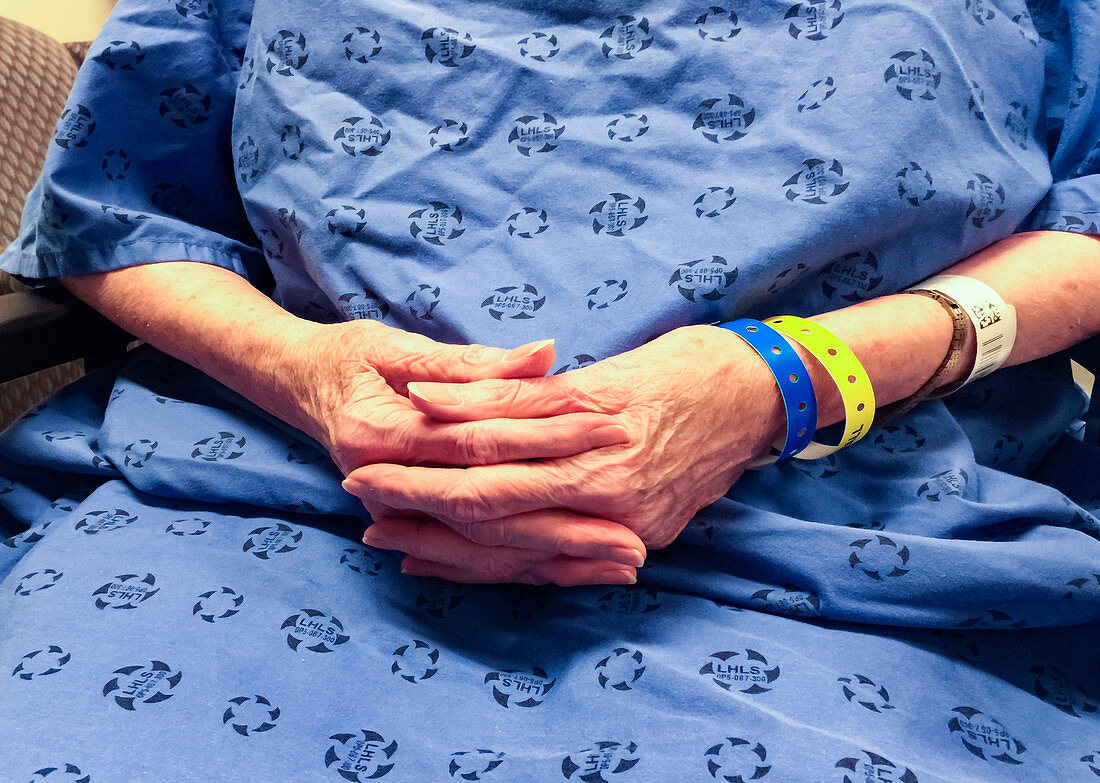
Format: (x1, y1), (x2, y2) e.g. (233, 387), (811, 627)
(0, 287), (131, 383)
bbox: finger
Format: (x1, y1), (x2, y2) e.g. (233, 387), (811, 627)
(381, 333), (559, 388)
(406, 375), (602, 423)
(400, 553), (638, 587)
(364, 510), (646, 566)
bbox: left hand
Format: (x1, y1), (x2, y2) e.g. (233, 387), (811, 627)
(342, 324), (787, 584)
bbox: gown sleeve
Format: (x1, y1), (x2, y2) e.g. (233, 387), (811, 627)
(1019, 0), (1100, 236)
(0, 0), (263, 283)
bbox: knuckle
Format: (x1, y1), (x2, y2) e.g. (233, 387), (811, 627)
(457, 426), (500, 465)
(441, 483), (491, 523)
(465, 519), (509, 547)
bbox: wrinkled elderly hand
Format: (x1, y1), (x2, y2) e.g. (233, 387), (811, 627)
(343, 324), (787, 584)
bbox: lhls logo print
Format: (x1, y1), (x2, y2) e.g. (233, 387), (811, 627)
(509, 113), (565, 155)
(601, 16), (653, 59)
(669, 257), (737, 302)
(484, 667), (556, 708)
(237, 137), (260, 182)
(482, 284), (545, 320)
(92, 573), (159, 610)
(405, 284), (442, 320)
(586, 280), (628, 311)
(326, 731), (398, 781)
(337, 291), (389, 321)
(767, 262), (811, 295)
(266, 30), (309, 76)
(819, 251), (882, 302)
(703, 737), (771, 783)
(1070, 72), (1089, 109)
(797, 77), (836, 112)
(784, 0), (844, 40)
(992, 434), (1023, 467)
(158, 84), (210, 128)
(948, 707), (1026, 764)
(519, 32), (559, 61)
(416, 576), (465, 617)
(1030, 664), (1098, 717)
(695, 6), (741, 41)
(282, 609), (350, 653)
(700, 649), (781, 694)
(917, 468), (968, 501)
(591, 193), (647, 236)
(15, 569), (63, 596)
(1004, 102), (1029, 149)
(507, 207), (549, 238)
(191, 431), (246, 461)
(102, 149), (130, 180)
(54, 104), (94, 148)
(103, 660), (181, 710)
(884, 49), (941, 101)
(750, 584), (821, 616)
(694, 95), (754, 143)
(968, 81), (986, 121)
(409, 202), (464, 245)
(597, 586), (662, 614)
(422, 27), (475, 67)
(343, 27), (382, 63)
(166, 517), (210, 536)
(783, 159), (849, 204)
(873, 424), (926, 453)
(391, 639), (440, 683)
(848, 535), (911, 580)
(1040, 212), (1100, 234)
(12, 646), (71, 679)
(895, 162), (935, 205)
(838, 674), (895, 712)
(123, 439), (157, 468)
(281, 124), (304, 159)
(76, 508), (138, 534)
(607, 113), (649, 142)
(694, 186), (737, 218)
(242, 523), (303, 559)
(449, 749), (504, 780)
(835, 751), (916, 783)
(174, 0), (213, 19)
(595, 648), (646, 691)
(562, 741), (640, 781)
(328, 205), (367, 238)
(97, 39), (144, 70)
(39, 196), (69, 231)
(224, 694), (280, 736)
(194, 586), (244, 622)
(429, 119), (470, 151)
(260, 227), (284, 261)
(25, 765), (90, 783)
(334, 115), (389, 157)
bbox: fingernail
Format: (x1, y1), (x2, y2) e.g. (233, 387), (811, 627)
(606, 569), (637, 585)
(605, 547), (646, 568)
(408, 382), (463, 406)
(504, 338), (554, 362)
(590, 424), (630, 447)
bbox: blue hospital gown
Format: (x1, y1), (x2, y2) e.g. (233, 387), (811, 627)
(1, 0), (1099, 780)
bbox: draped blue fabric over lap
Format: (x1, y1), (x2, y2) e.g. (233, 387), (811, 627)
(0, 0), (1098, 779)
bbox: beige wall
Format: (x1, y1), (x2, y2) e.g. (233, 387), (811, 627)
(0, 0), (115, 42)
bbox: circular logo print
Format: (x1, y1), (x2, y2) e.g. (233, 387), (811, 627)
(326, 731), (398, 780)
(481, 283), (546, 320)
(343, 27), (382, 63)
(554, 354), (599, 375)
(1030, 664), (1097, 717)
(224, 694), (280, 735)
(266, 30), (309, 76)
(242, 523), (302, 559)
(507, 207), (549, 238)
(797, 76), (836, 112)
(509, 113), (564, 156)
(965, 0), (997, 24)
(837, 674), (895, 712)
(873, 424), (926, 453)
(1039, 212), (1100, 234)
(422, 27), (475, 67)
(193, 586), (244, 622)
(12, 645), (71, 680)
(955, 609), (1027, 629)
(190, 431), (246, 461)
(327, 205), (367, 238)
(409, 202), (464, 245)
(694, 95), (755, 143)
(784, 0), (844, 40)
(165, 517), (211, 536)
(518, 31), (558, 61)
(596, 586), (661, 614)
(669, 256), (737, 302)
(704, 738), (770, 781)
(600, 16), (653, 59)
(97, 39), (144, 70)
(428, 119), (470, 151)
(449, 750), (505, 780)
(336, 290), (389, 321)
(75, 508), (137, 534)
(25, 764), (89, 783)
(101, 149), (131, 180)
(694, 186), (737, 218)
(151, 182), (195, 218)
(966, 173), (1006, 227)
(947, 707), (1026, 764)
(237, 137), (260, 182)
(783, 158), (849, 204)
(595, 648), (646, 691)
(884, 49), (941, 101)
(282, 609), (350, 653)
(749, 584), (821, 616)
(562, 741), (640, 781)
(334, 115), (389, 157)
(819, 251), (882, 302)
(607, 112), (649, 142)
(586, 279), (628, 310)
(835, 751), (915, 783)
(158, 83), (211, 128)
(590, 193), (647, 236)
(92, 573), (159, 610)
(1004, 101), (1029, 149)
(174, 0), (213, 18)
(280, 124), (304, 159)
(123, 438), (158, 468)
(103, 660), (181, 710)
(968, 81), (986, 121)
(14, 569), (63, 596)
(847, 535), (911, 580)
(259, 227), (284, 261)
(391, 639), (441, 683)
(916, 468), (968, 501)
(405, 284), (442, 320)
(895, 161), (935, 205)
(415, 576), (465, 617)
(484, 667), (556, 708)
(700, 649), (781, 694)
(695, 6), (741, 41)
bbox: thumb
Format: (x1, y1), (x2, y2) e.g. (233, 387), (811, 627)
(392, 337), (558, 386)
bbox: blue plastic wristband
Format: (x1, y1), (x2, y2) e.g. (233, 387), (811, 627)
(715, 318), (818, 463)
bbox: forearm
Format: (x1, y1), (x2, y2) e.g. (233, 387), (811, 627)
(60, 261), (326, 438)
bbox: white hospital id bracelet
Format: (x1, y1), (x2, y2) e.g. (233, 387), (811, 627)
(905, 273), (1017, 397)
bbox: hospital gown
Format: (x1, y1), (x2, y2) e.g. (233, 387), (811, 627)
(1, 0), (1099, 779)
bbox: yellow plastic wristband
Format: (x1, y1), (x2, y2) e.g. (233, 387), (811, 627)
(764, 315), (875, 459)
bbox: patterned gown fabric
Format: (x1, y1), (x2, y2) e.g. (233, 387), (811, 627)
(2, 0), (1100, 780)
